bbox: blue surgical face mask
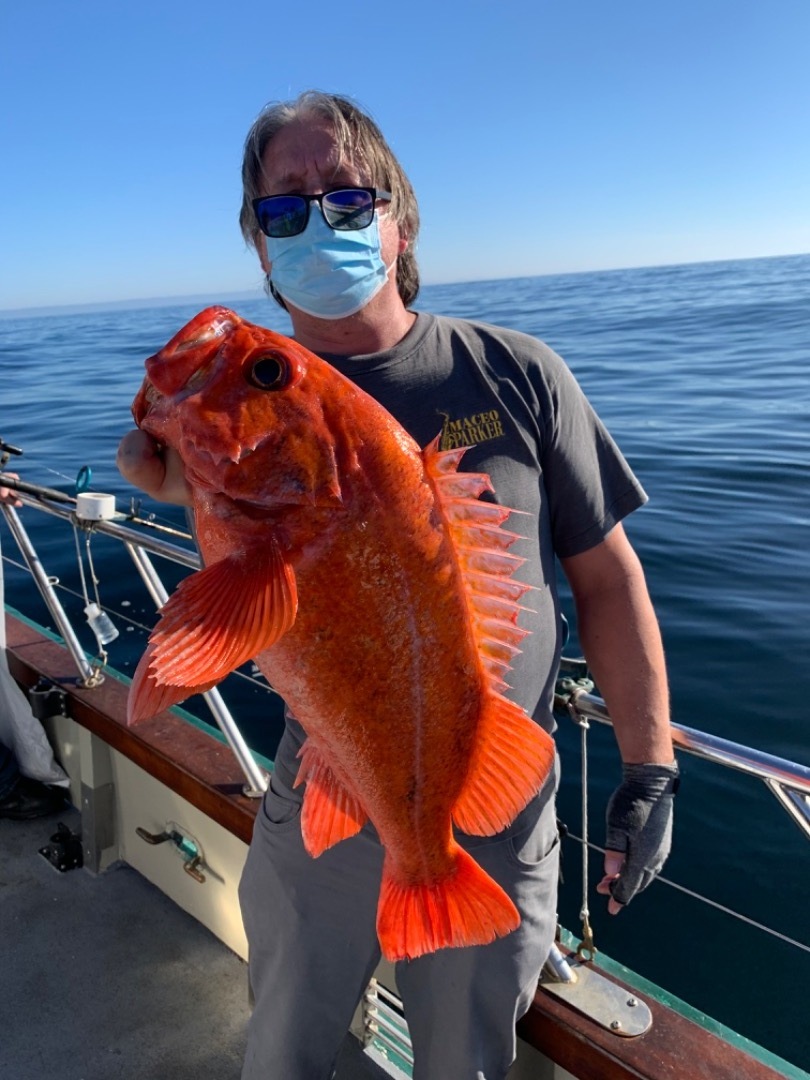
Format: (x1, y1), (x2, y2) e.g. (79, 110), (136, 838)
(266, 209), (396, 320)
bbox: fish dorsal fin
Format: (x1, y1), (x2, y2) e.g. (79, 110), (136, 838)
(424, 435), (555, 835)
(424, 435), (533, 689)
(127, 537), (297, 725)
(295, 741), (368, 857)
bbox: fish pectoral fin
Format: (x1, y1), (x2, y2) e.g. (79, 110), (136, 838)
(127, 645), (220, 726)
(295, 741), (367, 857)
(376, 844), (520, 962)
(146, 538), (298, 687)
(452, 693), (555, 836)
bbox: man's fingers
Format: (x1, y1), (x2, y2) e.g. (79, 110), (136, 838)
(597, 849), (626, 914)
(603, 762), (678, 913)
(116, 430), (192, 505)
(0, 471), (23, 507)
(598, 849), (625, 885)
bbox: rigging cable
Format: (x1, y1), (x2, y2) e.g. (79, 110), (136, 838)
(564, 830), (810, 956)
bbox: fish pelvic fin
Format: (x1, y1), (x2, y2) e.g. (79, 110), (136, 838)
(376, 843), (520, 962)
(147, 537), (297, 686)
(451, 692), (555, 835)
(295, 741), (368, 857)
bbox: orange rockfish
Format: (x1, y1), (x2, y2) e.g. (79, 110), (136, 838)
(128, 306), (554, 961)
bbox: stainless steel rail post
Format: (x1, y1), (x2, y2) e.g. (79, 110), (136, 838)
(124, 541), (269, 797)
(559, 683), (810, 839)
(1, 483), (267, 797)
(1, 505), (98, 685)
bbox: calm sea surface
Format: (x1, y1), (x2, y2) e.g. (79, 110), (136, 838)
(1, 254), (809, 1071)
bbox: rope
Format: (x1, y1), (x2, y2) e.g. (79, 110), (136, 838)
(83, 531), (104, 609)
(71, 524), (91, 608)
(569, 697), (596, 960)
(70, 523), (109, 666)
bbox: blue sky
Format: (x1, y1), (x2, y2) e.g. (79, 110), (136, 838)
(1, 0), (808, 311)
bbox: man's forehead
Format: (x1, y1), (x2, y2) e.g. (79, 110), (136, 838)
(261, 118), (368, 189)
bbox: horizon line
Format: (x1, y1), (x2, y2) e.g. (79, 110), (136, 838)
(1, 250), (807, 321)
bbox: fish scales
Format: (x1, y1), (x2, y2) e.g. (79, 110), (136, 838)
(128, 306), (554, 960)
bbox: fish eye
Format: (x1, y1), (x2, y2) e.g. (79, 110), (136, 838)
(247, 354), (289, 390)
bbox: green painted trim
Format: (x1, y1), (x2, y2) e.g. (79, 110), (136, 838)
(559, 929), (809, 1079)
(4, 604), (275, 774)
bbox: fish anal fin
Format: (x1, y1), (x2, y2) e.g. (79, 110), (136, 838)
(295, 741), (367, 857)
(376, 843), (520, 961)
(147, 537), (297, 687)
(452, 693), (555, 836)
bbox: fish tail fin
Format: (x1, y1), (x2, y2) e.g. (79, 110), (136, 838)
(376, 843), (520, 962)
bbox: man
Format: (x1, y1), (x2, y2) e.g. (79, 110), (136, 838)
(117, 91), (677, 1080)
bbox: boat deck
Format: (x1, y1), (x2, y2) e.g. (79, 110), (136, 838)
(1, 808), (390, 1080)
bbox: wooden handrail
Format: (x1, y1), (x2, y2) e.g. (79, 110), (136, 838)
(4, 611), (259, 844)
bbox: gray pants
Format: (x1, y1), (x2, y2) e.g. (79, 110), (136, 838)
(238, 756), (560, 1080)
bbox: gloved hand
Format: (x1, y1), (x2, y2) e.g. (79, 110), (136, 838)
(597, 761), (680, 914)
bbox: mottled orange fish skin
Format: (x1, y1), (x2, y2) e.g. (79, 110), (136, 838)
(185, 370), (481, 886)
(132, 307), (552, 957)
(266, 453), (480, 883)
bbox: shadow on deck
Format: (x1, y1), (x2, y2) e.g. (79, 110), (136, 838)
(0, 808), (389, 1080)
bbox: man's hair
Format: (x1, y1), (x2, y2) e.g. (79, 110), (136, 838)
(239, 90), (420, 308)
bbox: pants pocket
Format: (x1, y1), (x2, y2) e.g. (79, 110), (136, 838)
(259, 776), (302, 829)
(507, 808), (560, 869)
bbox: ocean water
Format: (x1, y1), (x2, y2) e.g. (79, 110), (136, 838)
(1, 253), (809, 1070)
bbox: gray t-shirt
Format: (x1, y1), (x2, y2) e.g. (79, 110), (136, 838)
(272, 311), (646, 788)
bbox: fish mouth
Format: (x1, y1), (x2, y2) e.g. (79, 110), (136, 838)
(181, 443), (244, 480)
(132, 379), (162, 426)
(184, 463), (342, 512)
(184, 437), (262, 471)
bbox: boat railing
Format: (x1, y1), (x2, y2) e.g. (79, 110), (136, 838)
(2, 469), (809, 967)
(0, 473), (268, 797)
(3, 469), (809, 828)
(553, 660), (810, 979)
(556, 661), (810, 840)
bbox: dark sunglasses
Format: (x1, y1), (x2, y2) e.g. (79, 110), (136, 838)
(253, 186), (392, 239)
